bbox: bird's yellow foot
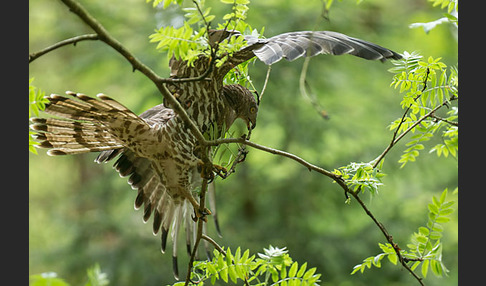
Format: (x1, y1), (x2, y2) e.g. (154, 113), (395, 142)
(212, 164), (228, 178)
(197, 159), (214, 180)
(184, 189), (212, 222)
(191, 206), (212, 222)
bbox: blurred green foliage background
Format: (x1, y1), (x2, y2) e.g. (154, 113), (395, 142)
(29, 0), (458, 285)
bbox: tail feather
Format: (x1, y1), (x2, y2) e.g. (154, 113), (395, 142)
(160, 202), (176, 253)
(171, 205), (184, 279)
(207, 182), (222, 237)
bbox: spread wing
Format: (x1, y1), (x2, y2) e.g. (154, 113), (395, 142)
(30, 92), (147, 155)
(226, 30), (401, 69)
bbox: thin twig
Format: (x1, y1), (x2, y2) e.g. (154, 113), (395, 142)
(29, 34), (99, 63)
(200, 234), (250, 286)
(350, 191), (424, 286)
(429, 113), (458, 126)
(206, 137), (351, 194)
(259, 65), (272, 103)
(185, 176), (209, 286)
(201, 234), (226, 255)
(372, 95), (457, 169)
(372, 68), (430, 169)
(207, 137), (336, 177)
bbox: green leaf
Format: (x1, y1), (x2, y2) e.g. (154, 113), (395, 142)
(429, 231), (442, 240)
(280, 264), (287, 280)
(435, 216), (451, 223)
(288, 261), (298, 278)
(351, 264), (363, 275)
(372, 253), (383, 267)
(421, 259), (429, 278)
(296, 262), (307, 278)
(410, 261), (421, 271)
(207, 262), (217, 275)
(220, 266), (228, 283)
(271, 268), (279, 282)
(228, 264), (237, 283)
(430, 259), (443, 276)
(242, 249), (250, 263)
(415, 235), (428, 244)
(439, 188), (448, 204)
(226, 247), (233, 265)
(418, 226), (429, 236)
(431, 224), (443, 232)
(428, 203), (439, 214)
(303, 267), (317, 280)
(439, 206), (455, 215)
(387, 253), (398, 265)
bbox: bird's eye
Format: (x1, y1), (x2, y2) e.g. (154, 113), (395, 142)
(250, 106), (257, 114)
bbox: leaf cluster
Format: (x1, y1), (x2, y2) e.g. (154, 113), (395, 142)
(181, 246), (321, 285)
(405, 188), (456, 278)
(147, 0), (183, 9)
(352, 188), (456, 278)
(333, 161), (385, 196)
(388, 52), (458, 167)
(350, 242), (398, 275)
(428, 0), (458, 14)
(409, 0), (457, 33)
(29, 78), (49, 154)
(148, 0), (258, 68)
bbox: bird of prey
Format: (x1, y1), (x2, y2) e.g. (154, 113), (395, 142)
(30, 29), (401, 279)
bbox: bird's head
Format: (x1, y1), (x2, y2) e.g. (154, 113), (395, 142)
(208, 29), (241, 48)
(222, 84), (258, 131)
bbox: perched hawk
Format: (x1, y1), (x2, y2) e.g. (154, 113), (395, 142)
(30, 30), (401, 279)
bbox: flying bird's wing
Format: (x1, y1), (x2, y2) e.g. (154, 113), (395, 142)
(226, 30), (401, 69)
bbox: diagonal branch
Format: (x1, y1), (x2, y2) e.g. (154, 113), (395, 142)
(350, 191), (424, 285)
(372, 68), (430, 169)
(372, 94), (457, 169)
(207, 137), (337, 178)
(429, 113), (458, 126)
(29, 34), (99, 63)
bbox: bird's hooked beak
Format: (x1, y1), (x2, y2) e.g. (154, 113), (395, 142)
(247, 117), (257, 130)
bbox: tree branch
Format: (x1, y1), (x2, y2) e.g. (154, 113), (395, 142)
(207, 137), (338, 177)
(372, 95), (457, 169)
(201, 234), (226, 255)
(350, 192), (424, 285)
(184, 176), (209, 286)
(29, 34), (99, 63)
(429, 113), (458, 126)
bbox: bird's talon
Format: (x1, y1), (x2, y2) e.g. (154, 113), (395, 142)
(213, 164), (227, 176)
(192, 207), (212, 222)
